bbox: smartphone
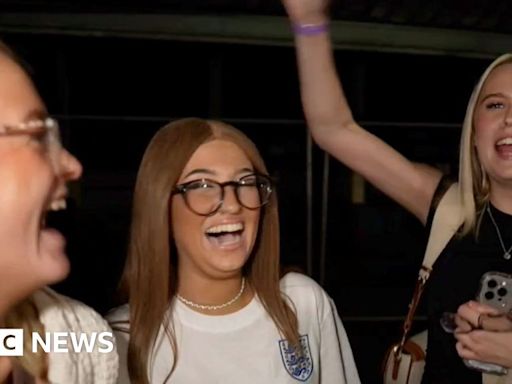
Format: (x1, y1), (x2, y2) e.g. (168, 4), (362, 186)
(477, 271), (512, 313)
(464, 271), (512, 375)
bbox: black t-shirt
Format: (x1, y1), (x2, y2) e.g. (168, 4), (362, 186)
(422, 178), (512, 383)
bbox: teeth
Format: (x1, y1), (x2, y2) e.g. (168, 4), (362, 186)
(206, 223), (243, 234)
(49, 199), (67, 211)
(497, 137), (512, 146)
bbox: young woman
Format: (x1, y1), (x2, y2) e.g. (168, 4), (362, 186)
(0, 41), (118, 383)
(281, 0), (512, 382)
(108, 118), (360, 383)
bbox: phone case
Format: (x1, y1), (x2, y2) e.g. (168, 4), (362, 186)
(477, 271), (512, 313)
(464, 271), (512, 375)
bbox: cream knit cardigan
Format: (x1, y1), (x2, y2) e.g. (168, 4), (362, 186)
(32, 288), (118, 384)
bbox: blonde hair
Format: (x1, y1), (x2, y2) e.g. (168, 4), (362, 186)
(0, 39), (48, 380)
(459, 53), (512, 235)
(4, 297), (48, 379)
(0, 39), (27, 71)
(117, 118), (299, 384)
(0, 40), (15, 58)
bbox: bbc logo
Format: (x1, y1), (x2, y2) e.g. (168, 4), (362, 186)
(0, 329), (114, 356)
(0, 329), (23, 356)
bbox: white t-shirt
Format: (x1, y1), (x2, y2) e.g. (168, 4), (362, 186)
(107, 273), (360, 384)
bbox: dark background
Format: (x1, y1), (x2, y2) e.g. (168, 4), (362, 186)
(2, 2), (511, 382)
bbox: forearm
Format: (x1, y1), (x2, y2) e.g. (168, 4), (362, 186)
(293, 21), (357, 146)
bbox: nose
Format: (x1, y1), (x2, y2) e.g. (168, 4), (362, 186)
(505, 106), (512, 127)
(219, 185), (242, 214)
(58, 149), (83, 181)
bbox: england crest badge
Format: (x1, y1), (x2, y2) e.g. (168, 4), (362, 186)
(279, 334), (313, 381)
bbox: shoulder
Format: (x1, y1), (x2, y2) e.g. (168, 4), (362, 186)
(33, 288), (112, 334)
(105, 304), (130, 334)
(280, 271), (323, 293)
(426, 176), (457, 228)
(279, 272), (333, 318)
(32, 288), (119, 384)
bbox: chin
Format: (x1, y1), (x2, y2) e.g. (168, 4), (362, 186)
(43, 252), (71, 285)
(489, 170), (512, 185)
(213, 256), (249, 276)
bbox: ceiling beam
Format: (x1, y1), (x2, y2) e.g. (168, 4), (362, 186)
(0, 13), (510, 58)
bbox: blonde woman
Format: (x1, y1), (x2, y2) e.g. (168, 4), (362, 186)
(108, 118), (360, 383)
(0, 41), (118, 383)
(282, 0), (512, 382)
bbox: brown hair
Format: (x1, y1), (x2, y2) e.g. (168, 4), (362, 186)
(118, 118), (299, 383)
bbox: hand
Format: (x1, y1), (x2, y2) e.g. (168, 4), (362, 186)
(455, 330), (512, 368)
(454, 300), (501, 333)
(281, 0), (330, 25)
(453, 300), (512, 368)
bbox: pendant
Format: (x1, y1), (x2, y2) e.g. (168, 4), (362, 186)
(505, 252), (512, 260)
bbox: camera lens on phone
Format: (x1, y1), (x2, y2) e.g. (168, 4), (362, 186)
(498, 287), (507, 297)
(485, 291), (495, 300)
(488, 279), (498, 288)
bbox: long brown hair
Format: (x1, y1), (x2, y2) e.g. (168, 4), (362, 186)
(118, 118), (299, 384)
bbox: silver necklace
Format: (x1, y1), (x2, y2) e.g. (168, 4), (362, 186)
(176, 278), (246, 311)
(487, 204), (512, 260)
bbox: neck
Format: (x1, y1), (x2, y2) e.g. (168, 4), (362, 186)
(0, 286), (19, 321)
(176, 273), (250, 314)
(0, 281), (35, 320)
(489, 182), (512, 215)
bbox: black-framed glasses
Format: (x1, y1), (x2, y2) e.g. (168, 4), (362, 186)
(172, 173), (273, 216)
(0, 117), (62, 170)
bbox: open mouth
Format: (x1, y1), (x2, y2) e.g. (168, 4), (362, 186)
(40, 197), (67, 230)
(496, 137), (512, 158)
(34, 196), (70, 278)
(205, 222), (244, 248)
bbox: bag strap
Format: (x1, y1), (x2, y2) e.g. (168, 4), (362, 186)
(392, 182), (463, 371)
(421, 182), (463, 276)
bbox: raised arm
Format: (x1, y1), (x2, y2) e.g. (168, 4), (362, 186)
(282, 0), (442, 224)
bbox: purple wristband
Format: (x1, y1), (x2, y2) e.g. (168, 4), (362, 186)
(292, 23), (329, 36)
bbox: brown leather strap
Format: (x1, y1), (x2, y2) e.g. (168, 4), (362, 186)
(403, 340), (426, 361)
(394, 271), (429, 360)
(385, 339), (426, 380)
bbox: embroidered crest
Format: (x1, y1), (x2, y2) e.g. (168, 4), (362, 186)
(279, 334), (313, 381)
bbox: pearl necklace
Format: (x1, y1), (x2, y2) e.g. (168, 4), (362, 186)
(176, 278), (246, 311)
(487, 204), (512, 260)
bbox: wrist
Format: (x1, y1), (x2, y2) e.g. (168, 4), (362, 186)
(292, 21), (329, 36)
(289, 12), (329, 26)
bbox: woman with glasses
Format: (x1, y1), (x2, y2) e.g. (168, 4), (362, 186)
(0, 41), (118, 383)
(107, 118), (360, 383)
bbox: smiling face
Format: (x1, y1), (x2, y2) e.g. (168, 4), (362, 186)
(171, 139), (261, 281)
(0, 50), (82, 307)
(474, 62), (512, 186)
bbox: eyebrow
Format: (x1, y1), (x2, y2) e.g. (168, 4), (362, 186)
(183, 167), (254, 179)
(480, 92), (506, 103)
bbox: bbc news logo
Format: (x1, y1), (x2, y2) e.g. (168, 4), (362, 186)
(0, 329), (114, 356)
